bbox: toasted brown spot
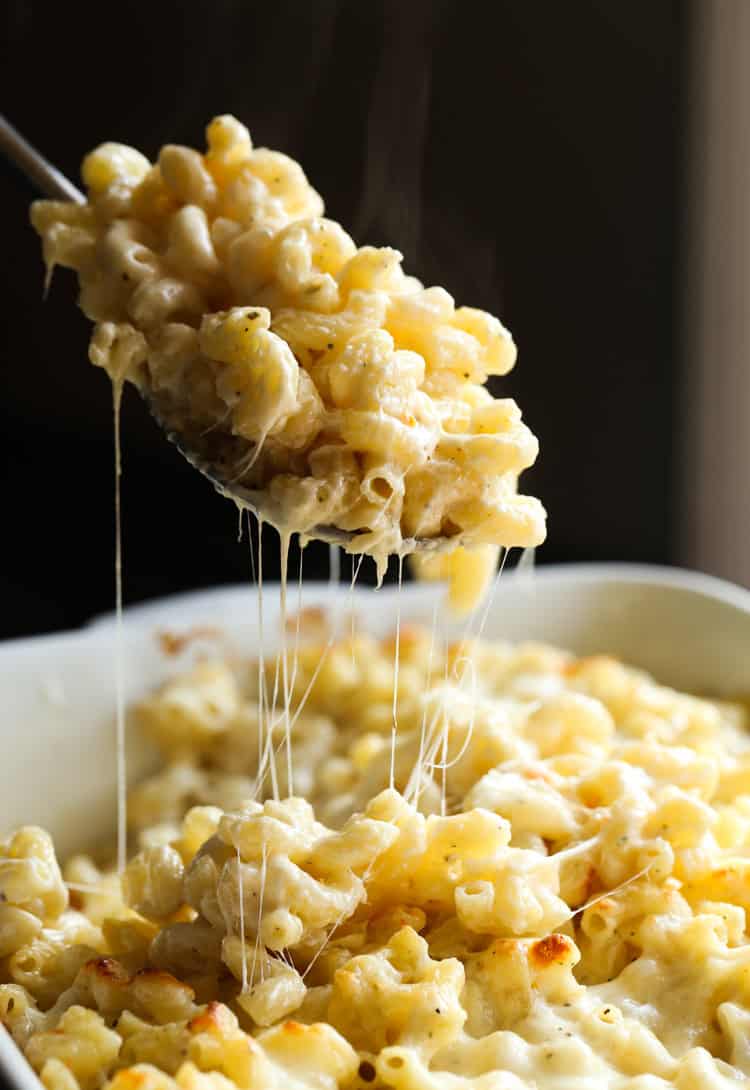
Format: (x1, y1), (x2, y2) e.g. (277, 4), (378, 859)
(530, 934), (573, 967)
(83, 957), (129, 984)
(282, 1020), (305, 1035)
(68, 891), (84, 911)
(158, 626), (221, 656)
(188, 1001), (233, 1035)
(83, 960), (194, 1001)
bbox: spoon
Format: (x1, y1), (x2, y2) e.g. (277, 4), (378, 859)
(0, 114), (453, 553)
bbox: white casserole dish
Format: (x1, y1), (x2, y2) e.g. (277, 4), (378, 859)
(2, 562), (750, 1089)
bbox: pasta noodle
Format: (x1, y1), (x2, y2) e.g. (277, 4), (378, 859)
(30, 115), (546, 601)
(2, 629), (750, 1089)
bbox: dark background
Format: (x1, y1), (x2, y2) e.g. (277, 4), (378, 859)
(0, 0), (687, 639)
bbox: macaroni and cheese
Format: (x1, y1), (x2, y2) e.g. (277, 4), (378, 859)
(30, 115), (545, 594)
(2, 626), (750, 1089)
(18, 110), (750, 1090)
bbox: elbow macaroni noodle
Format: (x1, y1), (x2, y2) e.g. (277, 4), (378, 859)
(2, 626), (750, 1089)
(30, 115), (546, 599)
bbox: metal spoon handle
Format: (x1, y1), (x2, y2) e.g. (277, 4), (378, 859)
(0, 114), (84, 204)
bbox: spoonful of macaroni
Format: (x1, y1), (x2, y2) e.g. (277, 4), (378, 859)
(4, 113), (546, 585)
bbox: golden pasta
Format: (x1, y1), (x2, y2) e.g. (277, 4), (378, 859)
(30, 115), (546, 603)
(3, 629), (750, 1089)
